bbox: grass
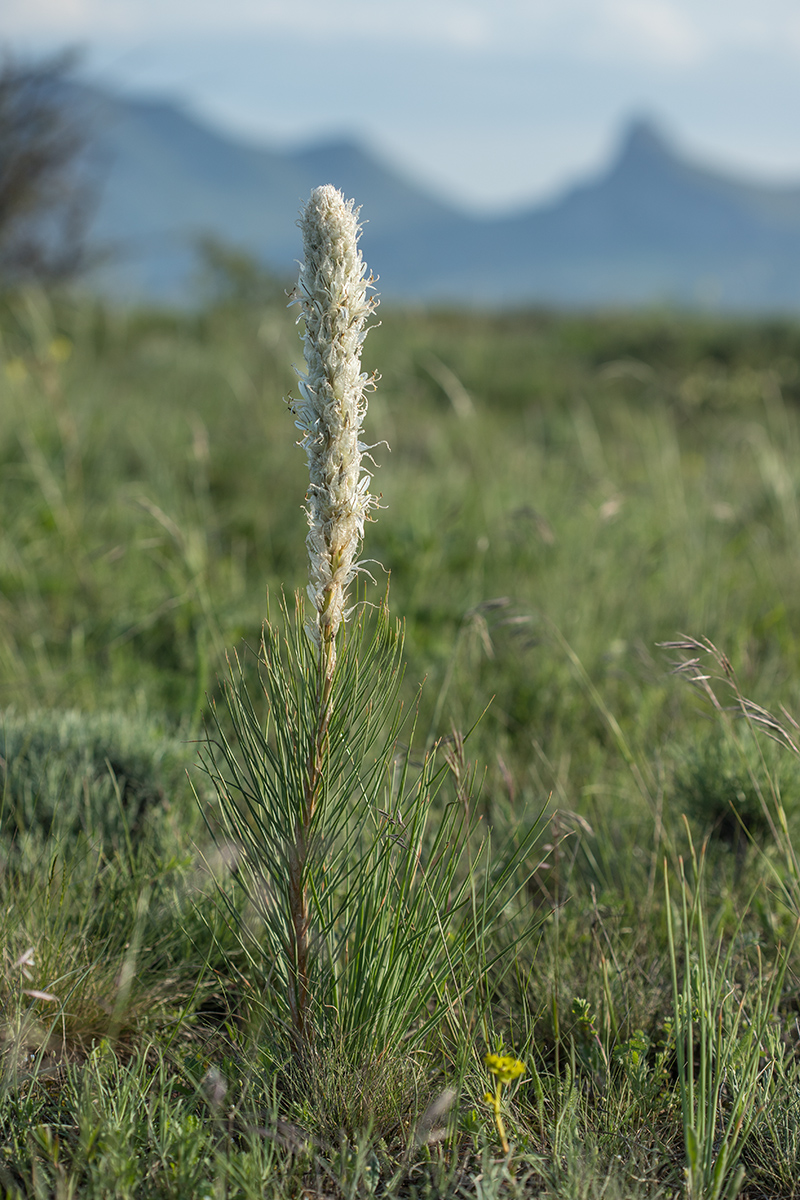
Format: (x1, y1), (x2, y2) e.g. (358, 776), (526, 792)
(3, 281), (800, 1194)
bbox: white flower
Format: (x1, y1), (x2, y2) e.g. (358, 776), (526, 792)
(290, 185), (380, 659)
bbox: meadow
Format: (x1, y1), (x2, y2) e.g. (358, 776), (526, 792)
(3, 276), (800, 1197)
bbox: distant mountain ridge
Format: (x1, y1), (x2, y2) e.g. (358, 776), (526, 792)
(79, 84), (454, 298)
(79, 87), (800, 310)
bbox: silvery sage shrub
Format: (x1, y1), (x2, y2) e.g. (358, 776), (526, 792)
(200, 187), (539, 1090)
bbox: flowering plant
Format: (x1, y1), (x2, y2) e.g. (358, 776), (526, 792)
(200, 187), (541, 1115)
(483, 1052), (526, 1153)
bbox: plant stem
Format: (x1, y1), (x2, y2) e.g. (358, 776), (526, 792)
(492, 1082), (510, 1154)
(288, 638), (335, 1052)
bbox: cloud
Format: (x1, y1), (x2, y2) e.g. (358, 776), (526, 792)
(4, 0), (495, 49)
(8, 0), (800, 66)
(4, 0), (134, 37)
(208, 1), (493, 48)
(597, 0), (706, 65)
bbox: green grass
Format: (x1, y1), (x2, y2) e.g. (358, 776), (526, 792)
(3, 284), (800, 1195)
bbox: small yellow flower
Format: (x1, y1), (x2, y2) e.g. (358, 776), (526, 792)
(485, 1053), (526, 1086)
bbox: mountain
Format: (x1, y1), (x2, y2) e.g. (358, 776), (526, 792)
(78, 88), (800, 310)
(464, 119), (800, 308)
(371, 119), (800, 308)
(77, 86), (458, 300)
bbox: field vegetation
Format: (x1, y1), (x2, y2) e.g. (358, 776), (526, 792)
(3, 279), (800, 1197)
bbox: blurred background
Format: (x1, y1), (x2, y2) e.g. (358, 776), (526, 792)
(5, 0), (800, 308)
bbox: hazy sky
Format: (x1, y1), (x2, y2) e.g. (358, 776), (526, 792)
(7, 0), (800, 212)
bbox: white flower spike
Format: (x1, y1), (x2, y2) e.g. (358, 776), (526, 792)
(290, 185), (380, 666)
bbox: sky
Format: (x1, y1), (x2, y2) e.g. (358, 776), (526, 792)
(6, 0), (800, 214)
